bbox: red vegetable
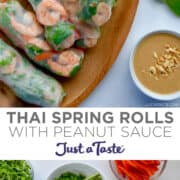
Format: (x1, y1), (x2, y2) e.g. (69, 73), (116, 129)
(114, 160), (161, 180)
(35, 52), (55, 61)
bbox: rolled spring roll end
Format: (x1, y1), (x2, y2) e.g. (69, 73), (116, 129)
(29, 0), (68, 26)
(92, 2), (112, 26)
(79, 0), (113, 26)
(47, 48), (84, 77)
(0, 39), (65, 107)
(45, 21), (77, 50)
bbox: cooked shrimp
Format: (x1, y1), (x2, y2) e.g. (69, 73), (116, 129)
(23, 36), (52, 51)
(92, 2), (112, 26)
(61, 0), (80, 16)
(0, 2), (7, 8)
(70, 17), (100, 39)
(71, 17), (100, 47)
(47, 49), (83, 77)
(60, 31), (79, 49)
(36, 0), (68, 26)
(10, 12), (43, 37)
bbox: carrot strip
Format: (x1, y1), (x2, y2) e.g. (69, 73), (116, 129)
(35, 52), (55, 61)
(22, 35), (32, 41)
(114, 160), (161, 180)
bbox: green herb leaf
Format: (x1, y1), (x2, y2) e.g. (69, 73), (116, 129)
(0, 160), (32, 180)
(85, 173), (102, 180)
(54, 172), (86, 180)
(26, 44), (43, 58)
(165, 0), (180, 16)
(45, 22), (74, 49)
(0, 52), (16, 67)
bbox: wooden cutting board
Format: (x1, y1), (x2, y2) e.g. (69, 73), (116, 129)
(0, 0), (139, 107)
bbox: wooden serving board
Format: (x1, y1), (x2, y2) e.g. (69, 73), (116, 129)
(0, 0), (139, 107)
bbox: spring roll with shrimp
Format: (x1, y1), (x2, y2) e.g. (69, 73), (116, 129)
(60, 0), (101, 48)
(45, 21), (80, 50)
(28, 0), (79, 50)
(72, 17), (100, 48)
(79, 0), (116, 26)
(62, 0), (116, 27)
(0, 39), (65, 107)
(0, 0), (84, 77)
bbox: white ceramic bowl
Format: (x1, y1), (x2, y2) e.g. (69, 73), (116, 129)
(27, 161), (34, 180)
(130, 30), (180, 101)
(47, 163), (105, 180)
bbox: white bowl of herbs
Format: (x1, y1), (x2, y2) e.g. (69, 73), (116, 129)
(47, 163), (104, 180)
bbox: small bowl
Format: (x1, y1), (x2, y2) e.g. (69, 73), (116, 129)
(109, 160), (167, 180)
(130, 30), (180, 101)
(47, 163), (105, 180)
(27, 161), (34, 180)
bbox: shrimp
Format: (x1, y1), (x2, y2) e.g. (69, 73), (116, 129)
(61, 0), (80, 16)
(0, 2), (7, 8)
(92, 2), (112, 26)
(10, 12), (43, 37)
(36, 0), (68, 26)
(47, 49), (83, 77)
(60, 31), (79, 49)
(70, 17), (100, 47)
(71, 17), (100, 39)
(23, 36), (52, 51)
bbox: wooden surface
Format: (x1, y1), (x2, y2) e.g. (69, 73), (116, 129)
(0, 0), (139, 107)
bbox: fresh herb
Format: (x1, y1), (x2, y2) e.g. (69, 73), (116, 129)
(85, 173), (102, 180)
(0, 57), (12, 67)
(0, 160), (32, 180)
(45, 22), (74, 48)
(164, 0), (180, 16)
(79, 0), (99, 20)
(54, 172), (102, 180)
(70, 65), (81, 77)
(79, 0), (115, 20)
(112, 0), (117, 6)
(0, 52), (16, 67)
(26, 44), (43, 58)
(54, 172), (86, 180)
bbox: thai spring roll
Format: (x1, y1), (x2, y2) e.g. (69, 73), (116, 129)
(78, 0), (116, 26)
(61, 0), (116, 27)
(0, 0), (84, 77)
(71, 17), (100, 48)
(44, 21), (79, 50)
(0, 39), (65, 107)
(60, 0), (101, 48)
(28, 0), (78, 50)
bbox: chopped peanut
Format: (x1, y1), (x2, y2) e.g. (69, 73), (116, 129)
(145, 44), (180, 80)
